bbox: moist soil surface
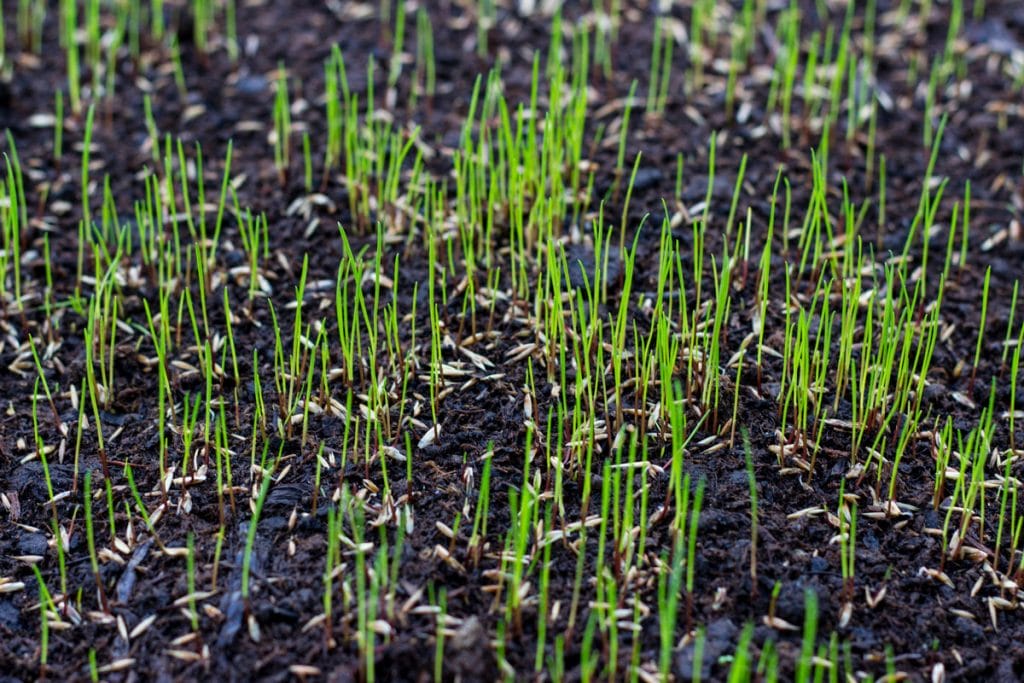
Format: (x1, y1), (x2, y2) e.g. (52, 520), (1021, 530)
(2, 1), (1024, 682)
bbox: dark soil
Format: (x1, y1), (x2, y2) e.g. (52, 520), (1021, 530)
(2, 1), (1024, 682)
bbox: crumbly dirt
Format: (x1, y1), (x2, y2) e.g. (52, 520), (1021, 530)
(2, 1), (1024, 682)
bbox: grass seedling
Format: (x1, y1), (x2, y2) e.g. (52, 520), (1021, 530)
(837, 483), (858, 603)
(1, 141), (26, 307)
(646, 17), (672, 115)
(413, 8), (436, 108)
(730, 350), (746, 448)
(968, 266), (991, 393)
(53, 90), (63, 166)
(302, 131), (312, 193)
(83, 470), (110, 613)
(432, 585), (447, 683)
(79, 102), (96, 257)
(659, 532), (684, 679)
(170, 36), (187, 96)
(728, 623), (755, 682)
(322, 503), (340, 649)
(32, 566), (54, 674)
(226, 0), (238, 60)
(615, 80), (638, 192)
(185, 532), (200, 632)
(61, 0), (80, 113)
(272, 63), (292, 185)
(796, 589), (819, 683)
(685, 478), (705, 631)
(242, 467), (273, 608)
(467, 446), (493, 567)
(387, 0), (406, 93)
(743, 431), (759, 598)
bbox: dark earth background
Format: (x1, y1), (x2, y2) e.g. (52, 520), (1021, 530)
(1, 0), (1024, 681)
